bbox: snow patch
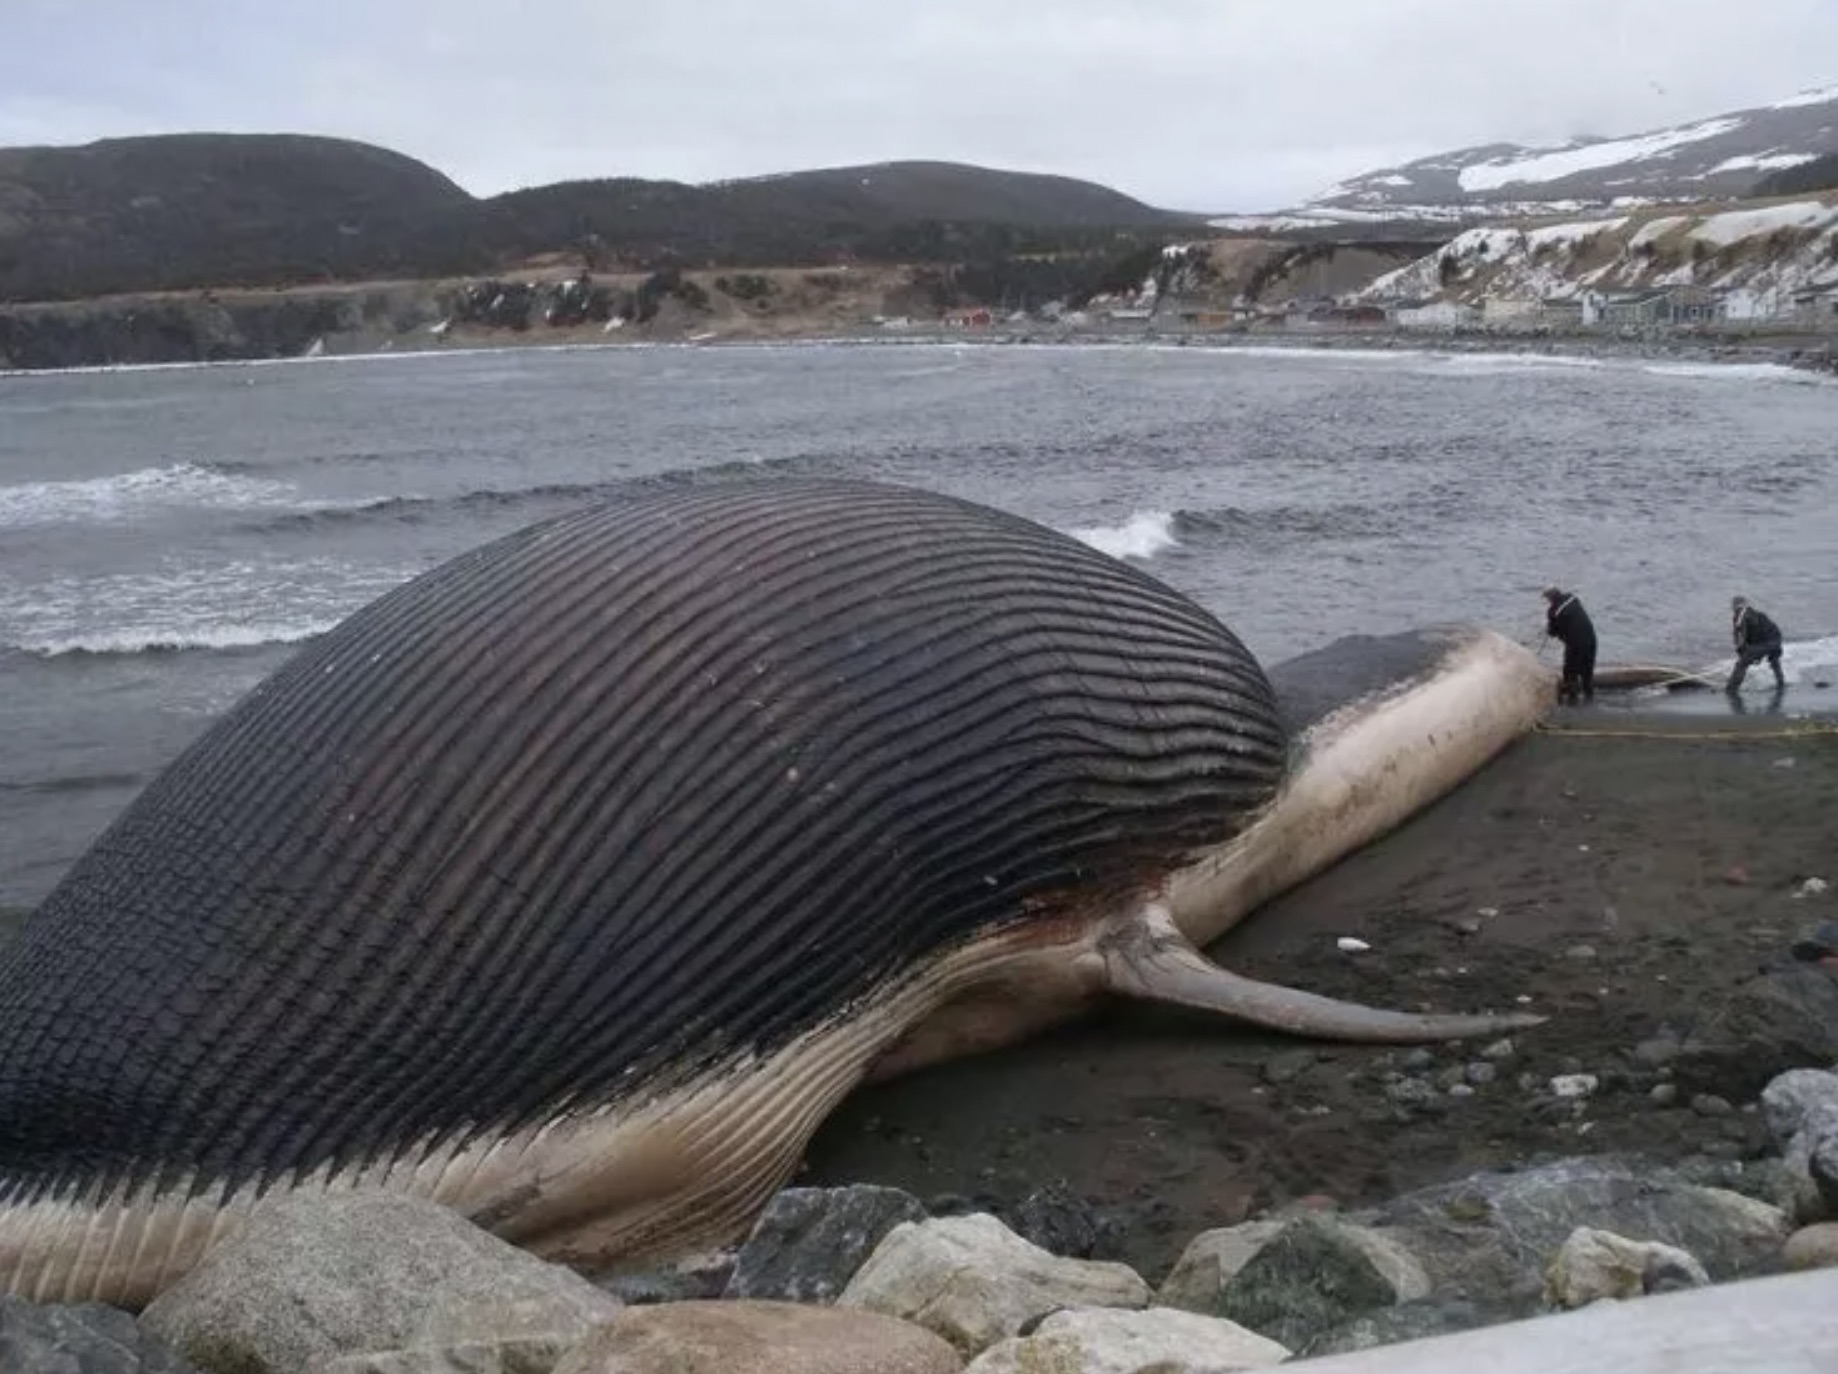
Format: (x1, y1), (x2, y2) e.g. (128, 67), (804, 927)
(1629, 216), (1689, 248)
(1706, 152), (1820, 176)
(1771, 86), (1838, 111)
(1687, 200), (1838, 247)
(1457, 119), (1742, 193)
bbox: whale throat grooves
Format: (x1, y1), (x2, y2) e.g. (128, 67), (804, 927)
(0, 478), (1287, 1209)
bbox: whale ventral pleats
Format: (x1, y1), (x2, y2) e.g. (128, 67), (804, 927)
(0, 477), (1289, 1206)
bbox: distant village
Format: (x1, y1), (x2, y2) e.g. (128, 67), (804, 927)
(917, 278), (1838, 339)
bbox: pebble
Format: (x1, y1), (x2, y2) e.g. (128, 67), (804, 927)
(1337, 936), (1371, 953)
(1385, 1078), (1442, 1111)
(1632, 1037), (1681, 1068)
(1692, 1094), (1735, 1119)
(1477, 906), (1500, 919)
(1466, 1061), (1498, 1086)
(1480, 1038), (1516, 1061)
(1261, 1051), (1314, 1086)
(1448, 1084), (1477, 1100)
(1455, 918), (1483, 936)
(1566, 944), (1598, 961)
(1399, 1048), (1435, 1072)
(1550, 1074), (1599, 1099)
(1435, 1065), (1468, 1092)
(1796, 877), (1830, 898)
(1650, 1083), (1680, 1107)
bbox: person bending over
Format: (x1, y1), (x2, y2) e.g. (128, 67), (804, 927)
(1543, 586), (1597, 705)
(1727, 595), (1786, 693)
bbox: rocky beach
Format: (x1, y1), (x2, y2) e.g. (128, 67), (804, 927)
(8, 694), (1838, 1371)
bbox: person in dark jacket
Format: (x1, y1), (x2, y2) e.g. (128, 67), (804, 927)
(1543, 586), (1597, 705)
(1727, 595), (1786, 693)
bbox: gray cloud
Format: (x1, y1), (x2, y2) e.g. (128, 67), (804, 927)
(4, 0), (1835, 210)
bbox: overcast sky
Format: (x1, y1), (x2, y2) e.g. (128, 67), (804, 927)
(4, 1), (1835, 212)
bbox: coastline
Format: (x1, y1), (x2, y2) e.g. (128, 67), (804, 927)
(4, 311), (1836, 383)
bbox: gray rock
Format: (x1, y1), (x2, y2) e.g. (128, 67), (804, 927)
(139, 1193), (620, 1374)
(551, 1300), (962, 1374)
(0, 1296), (201, 1373)
(1632, 1036), (1681, 1068)
(1692, 1094), (1735, 1118)
(1261, 1050), (1315, 1086)
(1358, 1157), (1789, 1310)
(1384, 1079), (1441, 1114)
(1759, 1068), (1838, 1146)
(1673, 967), (1838, 1100)
(1479, 1039), (1516, 1062)
(1809, 1132), (1838, 1213)
(1650, 1083), (1679, 1107)
(1157, 1222), (1287, 1313)
(1210, 1215), (1430, 1352)
(1301, 1299), (1505, 1358)
(1399, 1049), (1435, 1072)
(724, 1186), (927, 1304)
(1002, 1180), (1101, 1261)
(1465, 1062), (1498, 1087)
(597, 1250), (736, 1305)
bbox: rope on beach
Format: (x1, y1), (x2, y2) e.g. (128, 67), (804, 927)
(1534, 721), (1838, 742)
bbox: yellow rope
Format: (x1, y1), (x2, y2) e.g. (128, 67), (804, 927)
(1534, 720), (1838, 741)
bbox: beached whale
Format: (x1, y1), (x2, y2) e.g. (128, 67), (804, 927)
(0, 477), (1550, 1308)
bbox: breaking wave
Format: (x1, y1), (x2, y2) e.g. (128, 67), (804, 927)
(1067, 510), (1179, 561)
(0, 461), (347, 529)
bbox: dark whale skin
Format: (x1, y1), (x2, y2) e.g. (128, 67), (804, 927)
(0, 478), (1286, 1209)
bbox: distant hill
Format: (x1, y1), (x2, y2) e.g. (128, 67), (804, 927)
(0, 133), (474, 299)
(1251, 84), (1838, 228)
(0, 135), (1201, 302)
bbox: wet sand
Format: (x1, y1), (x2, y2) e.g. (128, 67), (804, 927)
(800, 691), (1838, 1280)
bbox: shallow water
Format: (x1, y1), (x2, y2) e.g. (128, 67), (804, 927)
(2, 339), (1835, 905)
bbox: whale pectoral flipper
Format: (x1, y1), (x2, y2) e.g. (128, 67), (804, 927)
(1099, 905), (1546, 1044)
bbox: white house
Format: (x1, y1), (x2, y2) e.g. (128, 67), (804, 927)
(1390, 300), (1479, 330)
(1481, 296), (1541, 328)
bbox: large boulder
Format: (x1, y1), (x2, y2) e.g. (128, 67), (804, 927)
(1358, 1156), (1788, 1310)
(549, 1300), (961, 1374)
(724, 1185), (928, 1304)
(837, 1213), (1150, 1358)
(1760, 1068), (1838, 1221)
(1671, 967), (1838, 1100)
(1206, 1215), (1430, 1352)
(964, 1305), (1290, 1373)
(1759, 1068), (1838, 1146)
(138, 1194), (620, 1374)
(0, 1295), (200, 1373)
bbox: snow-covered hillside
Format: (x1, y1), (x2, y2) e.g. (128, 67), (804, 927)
(1260, 84), (1838, 224)
(1357, 195), (1838, 313)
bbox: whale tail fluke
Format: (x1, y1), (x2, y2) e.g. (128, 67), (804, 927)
(1098, 905), (1546, 1044)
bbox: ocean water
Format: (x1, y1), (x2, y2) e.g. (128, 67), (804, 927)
(2, 339), (1835, 906)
